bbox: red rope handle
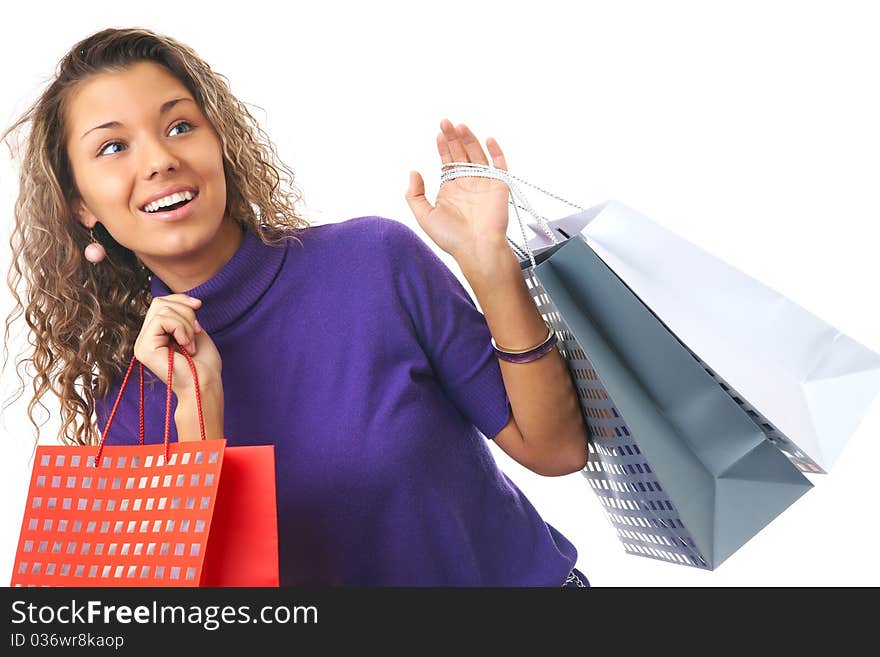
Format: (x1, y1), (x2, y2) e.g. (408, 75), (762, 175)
(95, 341), (206, 467)
(138, 362), (144, 445)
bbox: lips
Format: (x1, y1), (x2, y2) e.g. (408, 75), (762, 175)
(138, 185), (199, 212)
(139, 191), (200, 222)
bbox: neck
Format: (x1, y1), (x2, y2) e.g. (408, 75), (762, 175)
(140, 216), (245, 293)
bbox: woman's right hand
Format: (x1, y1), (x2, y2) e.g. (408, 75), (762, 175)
(133, 293), (222, 397)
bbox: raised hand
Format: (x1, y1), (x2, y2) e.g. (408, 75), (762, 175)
(405, 118), (511, 267)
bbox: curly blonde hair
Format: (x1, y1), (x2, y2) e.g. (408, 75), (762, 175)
(1, 27), (310, 447)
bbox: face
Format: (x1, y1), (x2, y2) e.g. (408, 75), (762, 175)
(65, 61), (230, 267)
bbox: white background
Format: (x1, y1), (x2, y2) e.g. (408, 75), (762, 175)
(1, 0), (878, 586)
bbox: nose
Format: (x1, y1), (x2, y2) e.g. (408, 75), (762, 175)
(140, 134), (181, 178)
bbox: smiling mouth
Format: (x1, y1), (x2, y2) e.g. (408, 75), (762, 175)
(140, 191), (199, 213)
(156, 198), (190, 211)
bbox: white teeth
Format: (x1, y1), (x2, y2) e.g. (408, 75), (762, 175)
(144, 190), (195, 213)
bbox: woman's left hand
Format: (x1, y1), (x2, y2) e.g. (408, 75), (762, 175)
(405, 119), (510, 266)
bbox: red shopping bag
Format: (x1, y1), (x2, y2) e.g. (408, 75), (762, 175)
(11, 343), (279, 587)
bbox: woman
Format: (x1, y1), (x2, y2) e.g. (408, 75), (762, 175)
(2, 27), (590, 587)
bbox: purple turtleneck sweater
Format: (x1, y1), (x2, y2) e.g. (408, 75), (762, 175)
(95, 216), (579, 586)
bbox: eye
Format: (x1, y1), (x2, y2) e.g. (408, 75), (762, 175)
(97, 120), (195, 157)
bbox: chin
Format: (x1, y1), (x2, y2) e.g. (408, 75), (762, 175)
(156, 225), (213, 253)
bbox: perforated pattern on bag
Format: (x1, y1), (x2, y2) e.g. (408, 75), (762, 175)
(579, 245), (824, 475)
(12, 441), (226, 587)
(685, 352), (824, 474)
(525, 270), (711, 570)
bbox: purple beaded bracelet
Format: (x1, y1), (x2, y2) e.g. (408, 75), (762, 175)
(491, 323), (558, 363)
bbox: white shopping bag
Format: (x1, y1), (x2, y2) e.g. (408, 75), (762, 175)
(526, 201), (880, 473)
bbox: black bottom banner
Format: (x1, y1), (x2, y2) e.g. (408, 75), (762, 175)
(2, 586), (596, 649)
(0, 585), (831, 650)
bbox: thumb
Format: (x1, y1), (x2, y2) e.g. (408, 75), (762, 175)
(405, 170), (433, 223)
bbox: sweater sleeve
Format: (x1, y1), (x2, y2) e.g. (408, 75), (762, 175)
(375, 216), (512, 440)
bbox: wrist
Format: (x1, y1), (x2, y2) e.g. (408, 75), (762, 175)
(193, 374), (222, 392)
(173, 370), (220, 399)
(175, 380), (223, 413)
(175, 382), (224, 441)
(457, 242), (521, 289)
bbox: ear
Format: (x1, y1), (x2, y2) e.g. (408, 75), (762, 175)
(71, 197), (98, 230)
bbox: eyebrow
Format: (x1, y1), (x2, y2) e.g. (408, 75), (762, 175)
(80, 97), (195, 140)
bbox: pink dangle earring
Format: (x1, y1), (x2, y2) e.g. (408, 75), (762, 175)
(84, 227), (106, 264)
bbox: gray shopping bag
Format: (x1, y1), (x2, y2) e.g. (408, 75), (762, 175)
(526, 201), (880, 474)
(521, 236), (814, 570)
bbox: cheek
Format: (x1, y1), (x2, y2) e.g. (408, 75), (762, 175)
(87, 171), (131, 208)
(209, 140), (226, 175)
(188, 128), (221, 165)
(197, 144), (227, 195)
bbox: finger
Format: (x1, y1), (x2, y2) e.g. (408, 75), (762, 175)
(486, 137), (508, 171)
(160, 293), (202, 308)
(152, 298), (200, 332)
(454, 123), (489, 166)
(437, 132), (452, 165)
(440, 118), (469, 163)
(152, 308), (197, 353)
(405, 170), (434, 225)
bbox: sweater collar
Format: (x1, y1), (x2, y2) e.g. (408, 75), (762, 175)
(149, 227), (287, 334)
